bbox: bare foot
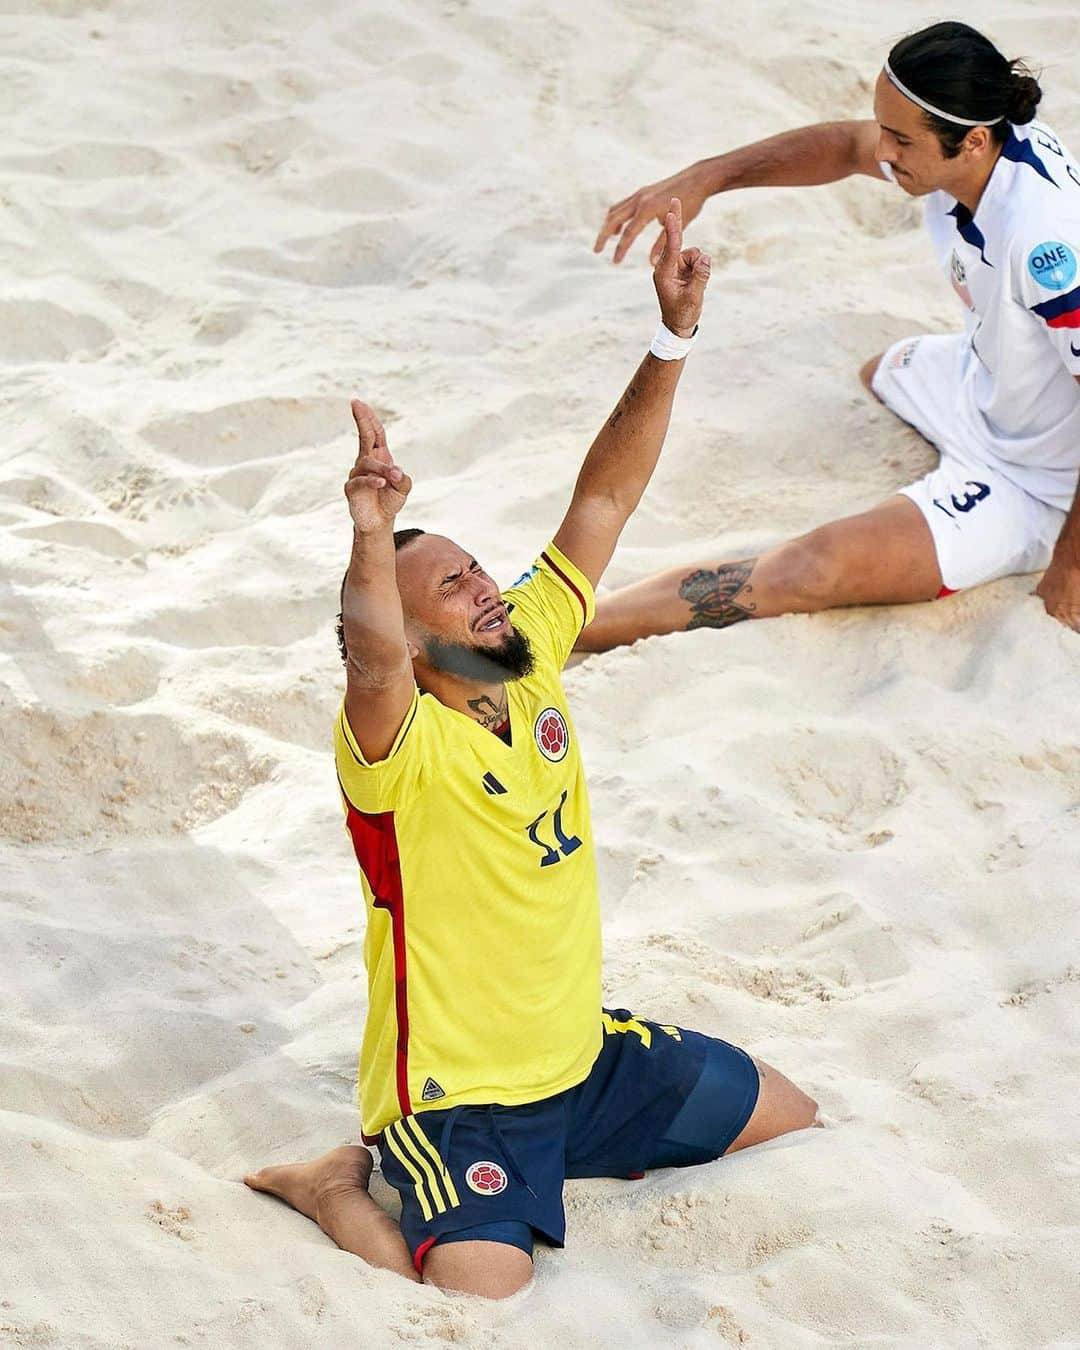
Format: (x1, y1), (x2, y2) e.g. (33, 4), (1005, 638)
(244, 1145), (373, 1225)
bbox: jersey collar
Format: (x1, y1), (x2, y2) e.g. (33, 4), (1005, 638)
(945, 136), (1013, 268)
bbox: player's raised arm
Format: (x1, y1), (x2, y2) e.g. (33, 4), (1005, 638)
(339, 401), (416, 762)
(595, 120), (885, 265)
(552, 199), (710, 590)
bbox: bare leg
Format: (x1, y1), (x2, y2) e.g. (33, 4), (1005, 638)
(425, 1241), (533, 1299)
(726, 1059), (820, 1154)
(576, 495), (943, 653)
(245, 1146), (533, 1298)
(244, 1145), (419, 1283)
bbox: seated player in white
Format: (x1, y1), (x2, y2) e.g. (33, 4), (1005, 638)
(585, 21), (1080, 649)
(243, 204), (818, 1300)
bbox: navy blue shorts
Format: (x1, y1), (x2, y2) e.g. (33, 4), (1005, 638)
(377, 1009), (760, 1270)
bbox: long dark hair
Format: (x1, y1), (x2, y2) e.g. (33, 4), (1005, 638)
(888, 22), (1042, 156)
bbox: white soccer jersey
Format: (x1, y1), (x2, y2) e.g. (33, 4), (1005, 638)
(886, 121), (1080, 511)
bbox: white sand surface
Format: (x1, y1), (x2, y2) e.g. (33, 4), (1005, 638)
(2, 1), (1079, 1346)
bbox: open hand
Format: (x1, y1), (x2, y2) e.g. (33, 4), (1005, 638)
(652, 198), (711, 337)
(344, 401), (412, 535)
(1035, 550), (1080, 631)
(595, 164), (711, 265)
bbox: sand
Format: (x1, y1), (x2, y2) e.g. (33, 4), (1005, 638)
(2, 1), (1078, 1346)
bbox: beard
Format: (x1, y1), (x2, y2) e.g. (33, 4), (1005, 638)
(424, 626), (535, 683)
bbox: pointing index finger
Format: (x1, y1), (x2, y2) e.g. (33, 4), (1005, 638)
(351, 399), (388, 457)
(660, 197), (683, 275)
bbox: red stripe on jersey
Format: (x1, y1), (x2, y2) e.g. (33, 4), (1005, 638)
(541, 550), (587, 623)
(342, 800), (412, 1119)
(1046, 309), (1080, 329)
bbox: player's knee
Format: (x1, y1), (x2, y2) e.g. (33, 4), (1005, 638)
(423, 1241), (533, 1300)
(786, 1084), (819, 1132)
(767, 530), (846, 608)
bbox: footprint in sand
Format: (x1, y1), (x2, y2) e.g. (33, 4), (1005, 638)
(1001, 965), (1079, 1008)
(192, 305), (255, 347)
(0, 142), (176, 179)
(293, 1275), (326, 1321)
(199, 115), (312, 176)
(730, 727), (908, 845)
(147, 1200), (196, 1242)
(12, 519), (139, 559)
(207, 452), (351, 517)
(642, 931), (846, 1006)
(99, 464), (171, 521)
(840, 180), (922, 238)
(798, 894), (909, 984)
(0, 300), (112, 364)
(285, 165), (420, 214)
(142, 396), (351, 468)
(0, 704), (272, 843)
(142, 584), (329, 649)
(197, 674), (336, 750)
(715, 955), (843, 1006)
(219, 219), (419, 288)
(61, 648), (162, 708)
(759, 50), (868, 120)
(0, 472), (89, 520)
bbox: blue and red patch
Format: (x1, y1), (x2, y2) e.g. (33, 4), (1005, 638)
(1030, 283), (1080, 330)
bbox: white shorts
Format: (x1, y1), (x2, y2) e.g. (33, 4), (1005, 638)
(871, 333), (1065, 593)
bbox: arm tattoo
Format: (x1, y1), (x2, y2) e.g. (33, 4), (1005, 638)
(678, 560), (759, 630)
(466, 692), (508, 729)
(606, 381), (638, 431)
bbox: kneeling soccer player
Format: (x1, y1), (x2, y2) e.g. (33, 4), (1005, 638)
(245, 201), (818, 1299)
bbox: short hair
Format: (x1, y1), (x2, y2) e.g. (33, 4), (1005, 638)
(335, 528), (426, 664)
(888, 22), (1042, 156)
(393, 527), (426, 552)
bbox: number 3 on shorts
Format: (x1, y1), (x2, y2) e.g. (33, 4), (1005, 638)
(933, 480), (991, 520)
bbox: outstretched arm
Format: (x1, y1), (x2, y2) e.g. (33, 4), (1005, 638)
(553, 199), (711, 589)
(340, 401), (416, 762)
(595, 120), (884, 265)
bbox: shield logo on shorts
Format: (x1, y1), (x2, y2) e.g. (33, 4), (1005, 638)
(465, 1160), (508, 1195)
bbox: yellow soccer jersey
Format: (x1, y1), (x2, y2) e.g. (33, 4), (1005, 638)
(334, 542), (602, 1139)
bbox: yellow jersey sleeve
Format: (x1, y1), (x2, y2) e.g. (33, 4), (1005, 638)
(502, 541), (596, 671)
(335, 688), (434, 812)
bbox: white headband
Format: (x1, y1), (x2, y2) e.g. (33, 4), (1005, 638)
(883, 58), (1005, 127)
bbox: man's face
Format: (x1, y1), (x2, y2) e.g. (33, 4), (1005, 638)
(872, 71), (964, 198)
(396, 534), (530, 681)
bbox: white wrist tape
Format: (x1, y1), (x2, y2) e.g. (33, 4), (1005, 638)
(650, 321), (698, 361)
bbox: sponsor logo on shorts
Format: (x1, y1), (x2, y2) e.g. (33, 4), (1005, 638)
(1027, 240), (1077, 292)
(465, 1161), (508, 1195)
(534, 707), (569, 761)
(421, 1076), (446, 1102)
(890, 339), (920, 370)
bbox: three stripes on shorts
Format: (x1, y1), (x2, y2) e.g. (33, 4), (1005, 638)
(382, 1116), (461, 1221)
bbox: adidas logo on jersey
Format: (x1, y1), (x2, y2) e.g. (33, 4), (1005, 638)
(421, 1076), (446, 1102)
(482, 772), (507, 795)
